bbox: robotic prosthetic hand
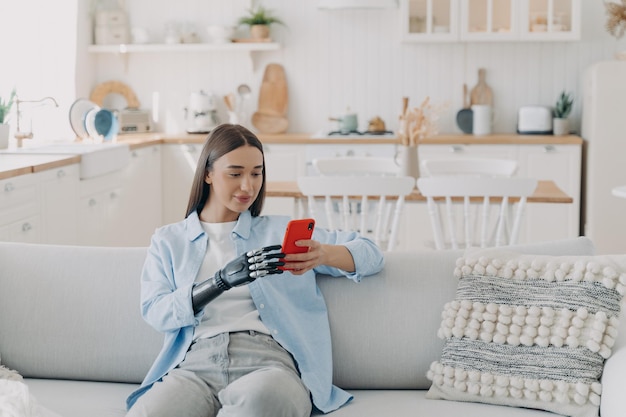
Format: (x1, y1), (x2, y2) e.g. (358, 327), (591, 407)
(191, 245), (285, 314)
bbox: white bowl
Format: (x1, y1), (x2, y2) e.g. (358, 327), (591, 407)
(206, 25), (235, 43)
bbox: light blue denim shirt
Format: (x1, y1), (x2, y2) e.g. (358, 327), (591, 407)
(127, 210), (384, 413)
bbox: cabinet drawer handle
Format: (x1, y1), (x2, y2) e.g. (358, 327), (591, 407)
(89, 198), (97, 207)
(132, 151), (139, 158)
(57, 169), (66, 178)
(110, 191), (118, 199)
(4, 182), (15, 192)
(152, 146), (159, 153)
(544, 145), (556, 153)
(22, 222), (32, 232)
(450, 145), (464, 153)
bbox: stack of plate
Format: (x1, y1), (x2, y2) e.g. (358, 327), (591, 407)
(69, 99), (119, 142)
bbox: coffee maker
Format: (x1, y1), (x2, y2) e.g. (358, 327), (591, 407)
(185, 90), (219, 133)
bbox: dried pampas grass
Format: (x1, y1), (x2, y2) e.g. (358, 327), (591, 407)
(605, 0), (626, 39)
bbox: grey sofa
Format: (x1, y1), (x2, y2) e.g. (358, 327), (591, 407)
(0, 238), (624, 417)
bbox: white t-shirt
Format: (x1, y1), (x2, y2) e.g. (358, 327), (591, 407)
(193, 220), (270, 340)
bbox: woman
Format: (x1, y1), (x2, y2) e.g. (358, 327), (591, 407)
(126, 124), (384, 417)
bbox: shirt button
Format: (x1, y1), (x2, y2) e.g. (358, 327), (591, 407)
(259, 304), (265, 309)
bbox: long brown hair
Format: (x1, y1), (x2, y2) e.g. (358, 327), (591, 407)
(185, 124), (266, 218)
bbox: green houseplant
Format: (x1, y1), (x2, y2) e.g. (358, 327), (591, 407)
(0, 88), (16, 149)
(237, 5), (285, 40)
(553, 91), (574, 136)
(0, 88), (16, 124)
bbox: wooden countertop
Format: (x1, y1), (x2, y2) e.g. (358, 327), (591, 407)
(0, 132), (582, 180)
(0, 154), (81, 180)
(116, 132), (583, 149)
(266, 180), (573, 204)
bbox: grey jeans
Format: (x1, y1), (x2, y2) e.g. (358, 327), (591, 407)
(127, 331), (312, 417)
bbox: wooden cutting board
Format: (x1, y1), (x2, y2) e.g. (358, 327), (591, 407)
(252, 63), (288, 133)
(469, 68), (493, 106)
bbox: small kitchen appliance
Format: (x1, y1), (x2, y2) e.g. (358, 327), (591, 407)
(517, 106), (553, 134)
(118, 109), (152, 133)
(185, 91), (220, 134)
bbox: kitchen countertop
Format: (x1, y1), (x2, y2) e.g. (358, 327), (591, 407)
(0, 154), (81, 180)
(0, 132), (583, 179)
(116, 132), (583, 149)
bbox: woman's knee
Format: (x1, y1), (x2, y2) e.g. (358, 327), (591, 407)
(218, 367), (311, 417)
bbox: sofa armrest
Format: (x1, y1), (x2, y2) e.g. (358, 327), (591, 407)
(600, 346), (626, 417)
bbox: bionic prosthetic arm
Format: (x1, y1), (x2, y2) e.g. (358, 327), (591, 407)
(191, 245), (285, 314)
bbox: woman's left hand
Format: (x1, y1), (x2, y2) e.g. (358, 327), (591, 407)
(281, 239), (326, 275)
(282, 240), (355, 275)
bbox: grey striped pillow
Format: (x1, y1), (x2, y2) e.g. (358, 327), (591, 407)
(426, 249), (626, 417)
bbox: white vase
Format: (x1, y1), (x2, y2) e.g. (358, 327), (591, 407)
(553, 118), (569, 136)
(0, 123), (9, 149)
(398, 145), (420, 179)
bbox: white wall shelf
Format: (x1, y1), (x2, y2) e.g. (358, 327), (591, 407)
(87, 42), (281, 73)
(87, 42), (281, 54)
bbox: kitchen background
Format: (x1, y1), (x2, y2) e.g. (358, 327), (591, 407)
(3, 0), (626, 142)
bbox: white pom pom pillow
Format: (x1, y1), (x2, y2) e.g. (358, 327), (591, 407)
(426, 248), (626, 417)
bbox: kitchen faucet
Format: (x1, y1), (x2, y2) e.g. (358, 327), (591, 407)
(14, 96), (59, 148)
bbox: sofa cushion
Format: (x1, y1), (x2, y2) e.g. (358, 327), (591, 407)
(26, 378), (135, 417)
(318, 237), (596, 390)
(426, 248), (626, 417)
(0, 243), (162, 383)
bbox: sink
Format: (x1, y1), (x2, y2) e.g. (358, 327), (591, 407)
(1, 142), (131, 179)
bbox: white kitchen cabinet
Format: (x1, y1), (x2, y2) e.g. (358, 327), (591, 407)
(261, 144), (307, 216)
(77, 171), (125, 246)
(161, 144), (202, 225)
(400, 0), (459, 42)
(519, 0), (581, 41)
(401, 0), (580, 42)
(37, 164), (80, 244)
(517, 143), (581, 243)
(119, 145), (163, 246)
(0, 173), (41, 243)
(460, 0), (519, 41)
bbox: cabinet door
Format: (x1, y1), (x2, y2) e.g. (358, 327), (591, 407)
(517, 143), (581, 242)
(0, 174), (41, 243)
(460, 0), (519, 41)
(519, 0), (580, 40)
(38, 164), (80, 244)
(401, 0), (459, 42)
(161, 144), (201, 224)
(77, 171), (125, 246)
(0, 215), (42, 243)
(120, 145), (163, 246)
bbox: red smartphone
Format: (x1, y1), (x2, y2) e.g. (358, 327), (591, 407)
(281, 218), (316, 255)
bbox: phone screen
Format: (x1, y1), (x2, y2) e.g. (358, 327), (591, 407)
(281, 218), (315, 255)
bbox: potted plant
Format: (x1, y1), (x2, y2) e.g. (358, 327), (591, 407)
(0, 88), (16, 149)
(553, 91), (573, 136)
(237, 5), (285, 40)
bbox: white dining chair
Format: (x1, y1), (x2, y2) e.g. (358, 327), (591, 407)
(296, 175), (415, 251)
(416, 176), (538, 250)
(312, 156), (399, 176)
(421, 158), (518, 178)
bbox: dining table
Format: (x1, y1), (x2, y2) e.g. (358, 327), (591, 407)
(266, 180), (573, 204)
(266, 179), (573, 220)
